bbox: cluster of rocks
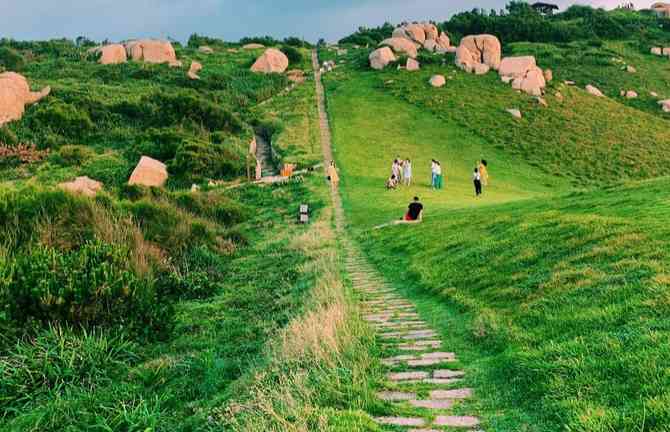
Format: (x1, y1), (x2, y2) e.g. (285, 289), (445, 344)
(455, 34), (501, 75)
(369, 23), (453, 70)
(650, 47), (670, 57)
(59, 156), (168, 198)
(499, 56), (551, 97)
(91, 40), (181, 66)
(0, 72), (50, 126)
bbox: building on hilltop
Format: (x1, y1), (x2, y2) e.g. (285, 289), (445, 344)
(531, 2), (559, 15)
(651, 2), (670, 17)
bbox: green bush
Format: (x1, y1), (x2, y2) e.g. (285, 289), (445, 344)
(0, 240), (173, 337)
(0, 47), (25, 71)
(29, 101), (94, 140)
(280, 45), (303, 65)
(172, 191), (247, 226)
(155, 269), (219, 300)
(170, 138), (246, 183)
(0, 126), (18, 146)
(51, 144), (95, 166)
(80, 153), (131, 187)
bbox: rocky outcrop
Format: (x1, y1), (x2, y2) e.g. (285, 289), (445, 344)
(287, 69), (305, 83)
(0, 72), (51, 126)
(422, 23), (439, 41)
(405, 24), (427, 44)
(499, 56), (546, 96)
(188, 61), (202, 80)
(124, 40), (179, 66)
(59, 176), (103, 197)
(651, 47), (663, 55)
(437, 32), (450, 50)
(585, 85), (604, 97)
(423, 39), (437, 52)
(251, 48), (289, 74)
(369, 47), (396, 70)
(128, 156), (168, 187)
(91, 44), (127, 65)
(380, 37), (418, 58)
(457, 35), (501, 72)
(429, 75), (446, 88)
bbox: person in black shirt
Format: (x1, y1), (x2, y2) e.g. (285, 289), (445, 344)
(405, 196), (423, 222)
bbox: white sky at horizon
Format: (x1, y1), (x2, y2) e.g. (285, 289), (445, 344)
(0, 0), (659, 43)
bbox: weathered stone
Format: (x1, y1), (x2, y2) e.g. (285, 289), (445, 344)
(457, 34), (501, 71)
(128, 156), (168, 187)
(376, 391), (416, 401)
(429, 75), (446, 88)
(544, 68), (553, 82)
(406, 58), (420, 71)
(626, 65), (636, 73)
(387, 371), (429, 381)
(198, 46), (214, 54)
(429, 388), (472, 399)
(125, 39), (179, 65)
(625, 90), (638, 99)
(506, 108), (522, 119)
(251, 48), (289, 74)
(380, 37), (418, 58)
(421, 352), (456, 360)
(405, 24), (427, 44)
(473, 63), (490, 75)
(433, 416), (480, 427)
(437, 32), (450, 50)
(376, 417), (426, 427)
(423, 39), (437, 52)
(287, 69), (305, 83)
(243, 43), (265, 50)
(422, 23), (439, 41)
(0, 72), (51, 126)
(410, 399), (455, 409)
(187, 61), (202, 80)
(499, 56), (536, 78)
(658, 99), (670, 112)
(369, 47), (396, 70)
(585, 84), (604, 97)
(651, 47), (662, 55)
(92, 44), (127, 65)
(59, 176), (103, 197)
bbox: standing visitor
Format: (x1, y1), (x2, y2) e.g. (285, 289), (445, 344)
(479, 159), (489, 187)
(392, 159), (401, 182)
(473, 167), (482, 197)
(328, 160), (339, 189)
(435, 160), (443, 190)
(403, 159), (412, 186)
(430, 159), (438, 189)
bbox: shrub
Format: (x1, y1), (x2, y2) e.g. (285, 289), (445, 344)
(52, 144), (95, 166)
(170, 138), (246, 183)
(0, 46), (25, 71)
(155, 268), (219, 300)
(0, 240), (173, 337)
(128, 128), (188, 162)
(80, 153), (131, 187)
(172, 191), (247, 226)
(0, 126), (18, 146)
(29, 101), (94, 140)
(280, 46), (303, 65)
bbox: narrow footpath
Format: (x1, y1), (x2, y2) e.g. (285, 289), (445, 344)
(312, 49), (482, 431)
(255, 133), (278, 177)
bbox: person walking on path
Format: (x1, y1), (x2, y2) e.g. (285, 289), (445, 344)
(473, 167), (482, 197)
(479, 160), (489, 187)
(327, 160), (339, 189)
(403, 159), (412, 186)
(434, 160), (443, 190)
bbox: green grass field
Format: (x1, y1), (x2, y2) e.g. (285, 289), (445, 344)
(323, 46), (670, 431)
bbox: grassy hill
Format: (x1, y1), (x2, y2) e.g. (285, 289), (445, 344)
(321, 35), (670, 430)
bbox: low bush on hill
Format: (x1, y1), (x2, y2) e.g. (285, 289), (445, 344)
(0, 46), (25, 71)
(280, 45), (303, 65)
(169, 138), (247, 184)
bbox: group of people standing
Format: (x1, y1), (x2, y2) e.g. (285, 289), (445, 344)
(430, 159), (444, 189)
(386, 158), (413, 189)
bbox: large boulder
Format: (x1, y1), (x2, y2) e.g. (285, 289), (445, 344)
(664, 48), (670, 56)
(405, 24), (427, 44)
(625, 90), (638, 99)
(498, 56), (537, 78)
(437, 32), (451, 50)
(128, 156), (168, 187)
(0, 72), (51, 126)
(287, 69), (305, 83)
(459, 35), (501, 70)
(188, 61), (202, 80)
(380, 37), (418, 58)
(511, 67), (546, 96)
(429, 75), (446, 87)
(651, 47), (662, 56)
(124, 40), (179, 66)
(251, 48), (289, 74)
(423, 39), (437, 52)
(474, 63), (490, 75)
(369, 47), (396, 70)
(422, 23), (439, 41)
(585, 84), (604, 97)
(59, 176), (103, 197)
(91, 44), (127, 65)
(658, 99), (670, 112)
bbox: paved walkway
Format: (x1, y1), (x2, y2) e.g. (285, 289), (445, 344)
(255, 133), (278, 177)
(312, 49), (482, 431)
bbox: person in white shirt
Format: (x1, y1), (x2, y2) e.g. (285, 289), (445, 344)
(403, 159), (412, 186)
(434, 161), (443, 189)
(430, 159), (437, 189)
(473, 168), (482, 197)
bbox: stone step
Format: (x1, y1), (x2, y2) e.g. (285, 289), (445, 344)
(374, 417), (426, 427)
(433, 415), (480, 427)
(387, 370), (465, 382)
(376, 391), (416, 401)
(409, 399), (455, 410)
(396, 340), (442, 350)
(430, 388), (472, 399)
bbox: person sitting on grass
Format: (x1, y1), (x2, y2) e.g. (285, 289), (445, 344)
(386, 174), (399, 190)
(400, 196), (423, 223)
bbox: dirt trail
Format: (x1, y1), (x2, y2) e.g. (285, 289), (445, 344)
(312, 49), (483, 431)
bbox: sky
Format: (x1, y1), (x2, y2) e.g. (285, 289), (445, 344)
(0, 0), (655, 43)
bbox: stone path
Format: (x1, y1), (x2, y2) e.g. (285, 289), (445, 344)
(255, 132), (278, 177)
(312, 49), (482, 431)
